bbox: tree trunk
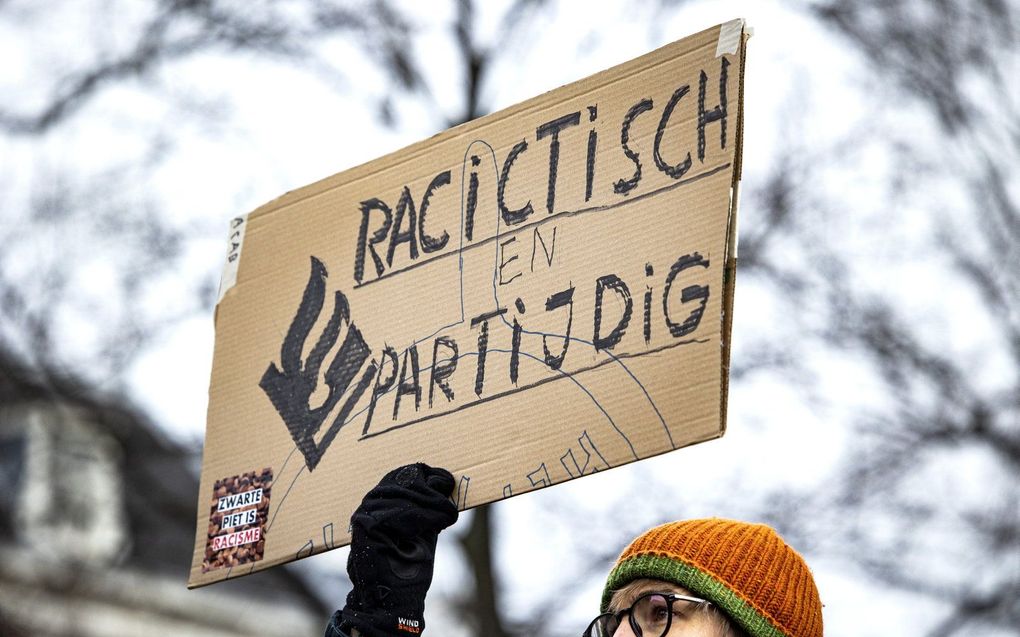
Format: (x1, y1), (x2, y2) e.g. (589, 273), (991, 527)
(459, 504), (511, 637)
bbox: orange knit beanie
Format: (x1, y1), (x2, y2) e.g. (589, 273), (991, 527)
(602, 519), (823, 637)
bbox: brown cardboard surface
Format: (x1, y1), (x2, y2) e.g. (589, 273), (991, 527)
(190, 20), (747, 587)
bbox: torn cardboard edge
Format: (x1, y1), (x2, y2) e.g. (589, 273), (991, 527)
(719, 30), (751, 438)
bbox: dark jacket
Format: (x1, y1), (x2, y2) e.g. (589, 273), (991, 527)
(324, 611), (351, 637)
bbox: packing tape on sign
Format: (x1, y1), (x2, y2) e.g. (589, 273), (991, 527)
(217, 214), (248, 305)
(715, 18), (744, 57)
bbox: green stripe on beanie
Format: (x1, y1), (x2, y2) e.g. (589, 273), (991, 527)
(602, 554), (789, 637)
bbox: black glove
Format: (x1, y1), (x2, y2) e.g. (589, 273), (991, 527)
(339, 463), (458, 637)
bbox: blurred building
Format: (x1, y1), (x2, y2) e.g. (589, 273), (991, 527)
(0, 354), (334, 636)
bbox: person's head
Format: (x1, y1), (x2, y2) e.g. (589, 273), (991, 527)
(588, 519), (823, 637)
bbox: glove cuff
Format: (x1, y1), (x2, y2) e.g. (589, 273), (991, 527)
(340, 606), (425, 637)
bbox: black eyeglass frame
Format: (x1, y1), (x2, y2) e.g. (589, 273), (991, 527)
(583, 591), (713, 637)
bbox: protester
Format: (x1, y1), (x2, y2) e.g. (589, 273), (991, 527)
(592, 519), (823, 636)
(325, 465), (823, 637)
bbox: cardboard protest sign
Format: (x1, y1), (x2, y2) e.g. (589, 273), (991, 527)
(190, 19), (748, 587)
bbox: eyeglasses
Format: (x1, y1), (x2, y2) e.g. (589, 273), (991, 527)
(583, 592), (713, 637)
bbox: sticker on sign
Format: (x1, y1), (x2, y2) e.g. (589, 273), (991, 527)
(191, 19), (748, 587)
(202, 469), (272, 573)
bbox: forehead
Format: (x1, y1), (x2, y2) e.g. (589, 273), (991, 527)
(609, 579), (693, 611)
